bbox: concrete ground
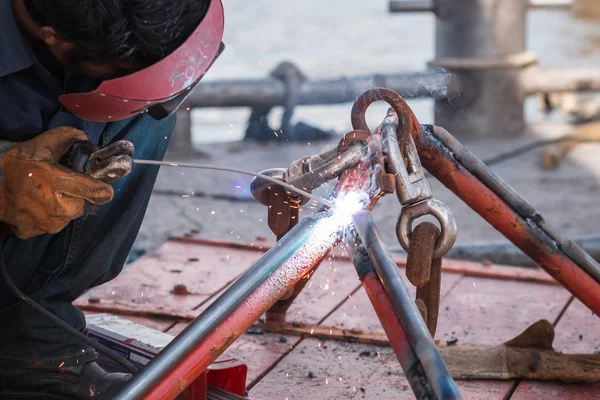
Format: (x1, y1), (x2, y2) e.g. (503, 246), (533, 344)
(131, 2), (600, 261)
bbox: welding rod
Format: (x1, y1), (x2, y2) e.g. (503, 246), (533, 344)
(352, 210), (461, 400)
(132, 159), (335, 208)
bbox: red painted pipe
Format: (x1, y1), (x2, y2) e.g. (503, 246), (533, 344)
(361, 271), (415, 368)
(142, 230), (335, 399)
(412, 124), (600, 315)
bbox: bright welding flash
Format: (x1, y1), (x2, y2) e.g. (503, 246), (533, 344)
(312, 191), (370, 242)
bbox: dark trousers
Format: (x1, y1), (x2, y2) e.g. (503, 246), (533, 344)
(0, 114), (175, 369)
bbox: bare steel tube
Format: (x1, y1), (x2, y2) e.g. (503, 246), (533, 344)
(115, 213), (336, 400)
(352, 210), (461, 400)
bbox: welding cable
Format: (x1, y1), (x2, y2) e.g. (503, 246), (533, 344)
(482, 136), (600, 167)
(133, 160), (336, 209)
(0, 238), (139, 375)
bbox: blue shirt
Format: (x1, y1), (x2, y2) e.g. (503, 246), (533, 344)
(0, 1), (176, 368)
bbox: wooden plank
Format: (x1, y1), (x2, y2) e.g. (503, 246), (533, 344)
(322, 272), (463, 336)
(249, 338), (394, 399)
(354, 355), (515, 400)
(75, 241), (262, 317)
(189, 254), (362, 327)
(283, 255), (362, 326)
(436, 276), (572, 345)
(554, 299), (600, 353)
(510, 299), (600, 398)
(82, 310), (177, 333)
(510, 381), (600, 399)
(174, 237), (557, 285)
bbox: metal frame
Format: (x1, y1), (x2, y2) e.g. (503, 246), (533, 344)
(116, 90), (600, 399)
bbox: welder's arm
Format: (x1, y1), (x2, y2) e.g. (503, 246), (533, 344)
(0, 127), (114, 240)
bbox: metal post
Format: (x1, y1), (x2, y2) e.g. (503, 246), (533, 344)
(433, 0), (531, 138)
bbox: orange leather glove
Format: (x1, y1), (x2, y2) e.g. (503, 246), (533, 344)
(0, 127), (114, 239)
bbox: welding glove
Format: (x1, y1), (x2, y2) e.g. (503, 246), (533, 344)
(0, 127), (114, 239)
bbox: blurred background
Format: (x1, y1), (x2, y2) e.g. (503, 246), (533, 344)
(133, 0), (600, 265)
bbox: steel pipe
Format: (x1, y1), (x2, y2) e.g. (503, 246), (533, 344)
(389, 0), (571, 12)
(346, 235), (458, 399)
(391, 235), (600, 268)
(431, 125), (600, 284)
(522, 67), (600, 94)
(185, 70), (452, 108)
(353, 210), (461, 400)
(389, 0), (433, 12)
(411, 123), (600, 315)
(116, 213), (337, 400)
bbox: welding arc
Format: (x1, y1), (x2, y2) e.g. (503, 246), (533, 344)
(133, 160), (336, 209)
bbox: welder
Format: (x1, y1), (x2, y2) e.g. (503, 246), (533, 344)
(0, 0), (224, 398)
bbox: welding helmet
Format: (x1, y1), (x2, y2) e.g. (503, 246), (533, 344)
(59, 0), (225, 123)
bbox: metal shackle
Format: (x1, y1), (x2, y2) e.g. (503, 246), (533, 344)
(396, 198), (458, 259)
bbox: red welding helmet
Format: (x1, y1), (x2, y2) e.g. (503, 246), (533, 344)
(59, 0), (225, 123)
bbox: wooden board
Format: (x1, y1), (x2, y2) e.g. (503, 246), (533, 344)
(510, 299), (600, 398)
(249, 338), (395, 399)
(74, 239), (598, 399)
(322, 272), (463, 336)
(435, 276), (572, 345)
(75, 241), (262, 318)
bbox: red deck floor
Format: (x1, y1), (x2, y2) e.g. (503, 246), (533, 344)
(76, 238), (600, 399)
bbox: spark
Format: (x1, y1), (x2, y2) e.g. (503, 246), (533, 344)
(325, 379), (328, 385)
(308, 282), (313, 289)
(111, 291), (115, 295)
(286, 372), (289, 377)
(59, 362), (65, 368)
(211, 211), (216, 215)
(230, 124), (234, 128)
(235, 185), (241, 189)
(274, 131), (279, 137)
(338, 356), (341, 360)
(226, 255), (230, 259)
(338, 377), (343, 382)
(318, 343), (321, 347)
(181, 195), (190, 198)
(197, 208), (200, 211)
(259, 61), (263, 66)
(240, 209), (244, 213)
(259, 218), (263, 222)
(28, 173), (33, 177)
(310, 328), (314, 334)
(186, 107), (190, 111)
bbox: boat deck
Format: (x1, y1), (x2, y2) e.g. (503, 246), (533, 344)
(76, 237), (600, 399)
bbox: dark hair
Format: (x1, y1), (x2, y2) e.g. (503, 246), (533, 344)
(24, 0), (211, 67)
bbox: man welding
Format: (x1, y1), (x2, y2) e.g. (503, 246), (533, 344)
(0, 0), (224, 398)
